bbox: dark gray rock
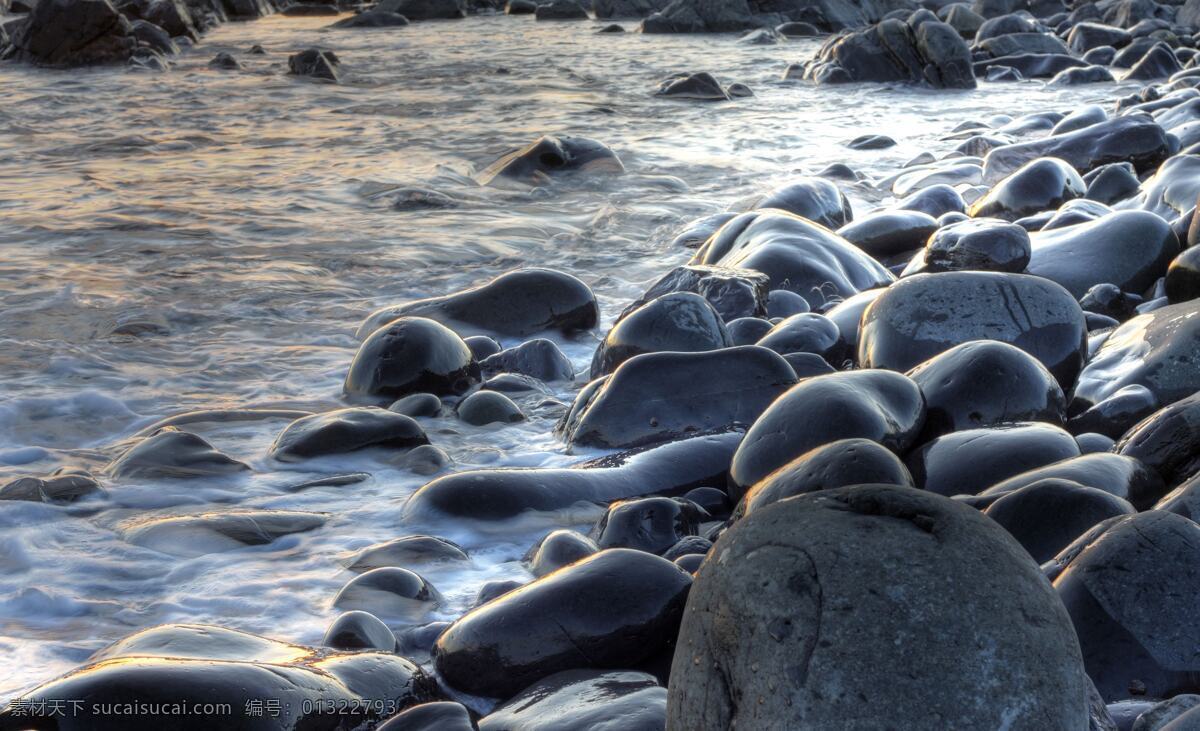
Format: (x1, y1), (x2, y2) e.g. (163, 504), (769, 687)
(347, 535), (468, 572)
(0, 468), (104, 504)
(378, 702), (475, 731)
(592, 292), (730, 377)
(969, 157), (1085, 222)
(750, 177), (853, 229)
(535, 0), (587, 19)
(979, 452), (1167, 511)
(333, 567), (442, 619)
(525, 529), (599, 576)
(378, 0), (463, 18)
(984, 479), (1135, 563)
(668, 484), (1090, 729)
(906, 422), (1080, 496)
(803, 18), (976, 88)
(1116, 390), (1200, 488)
(618, 264), (768, 323)
(435, 549), (691, 698)
(858, 271), (1088, 389)
(836, 210), (938, 259)
(922, 217), (1031, 272)
(288, 47), (340, 81)
(358, 269), (598, 339)
(478, 670), (665, 731)
(457, 390), (525, 425)
(107, 428), (249, 479)
(345, 317), (480, 399)
(690, 210), (894, 311)
(477, 136), (623, 187)
(324, 610), (398, 652)
(482, 338), (574, 382)
(591, 496), (704, 555)
(559, 346), (796, 449)
(270, 407), (428, 461)
(728, 369), (925, 495)
(9, 0), (137, 66)
(982, 115), (1171, 182)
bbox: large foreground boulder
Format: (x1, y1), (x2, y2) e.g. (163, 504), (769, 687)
(8, 0), (137, 66)
(802, 18), (976, 89)
(668, 485), (1090, 729)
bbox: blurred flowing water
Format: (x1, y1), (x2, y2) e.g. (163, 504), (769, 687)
(0, 12), (1118, 701)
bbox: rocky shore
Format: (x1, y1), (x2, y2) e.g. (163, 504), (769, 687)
(6, 0), (1200, 729)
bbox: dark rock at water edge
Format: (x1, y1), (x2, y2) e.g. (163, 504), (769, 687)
(560, 346), (795, 450)
(435, 548), (691, 698)
(403, 430), (743, 521)
(107, 427), (249, 479)
(7, 0), (137, 67)
(324, 610), (399, 652)
(837, 210), (938, 259)
(270, 407), (428, 461)
(482, 338), (574, 382)
(535, 0), (587, 19)
(477, 136), (623, 187)
(358, 268), (599, 339)
(591, 496), (705, 555)
(331, 9), (411, 25)
(289, 47), (340, 81)
(968, 157), (1085, 222)
(525, 529), (599, 576)
(345, 317), (480, 400)
(457, 390), (525, 425)
(591, 292), (730, 377)
(617, 264), (768, 323)
(378, 0), (464, 19)
(0, 624), (439, 730)
(0, 468), (104, 504)
(803, 18), (976, 89)
(749, 177), (853, 230)
(982, 115), (1171, 182)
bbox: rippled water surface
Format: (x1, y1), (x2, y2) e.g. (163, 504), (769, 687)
(0, 12), (1121, 701)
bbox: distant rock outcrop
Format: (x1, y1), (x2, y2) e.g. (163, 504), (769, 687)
(642, 0), (916, 33)
(801, 17), (976, 88)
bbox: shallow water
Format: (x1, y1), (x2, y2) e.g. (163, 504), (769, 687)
(0, 12), (1122, 701)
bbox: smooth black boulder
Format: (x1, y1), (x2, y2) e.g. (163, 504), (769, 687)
(477, 136), (623, 186)
(755, 312), (846, 364)
(894, 183), (966, 217)
(403, 431), (742, 522)
(921, 216), (1031, 273)
(1052, 511), (1200, 702)
(208, 50), (242, 69)
(107, 427), (249, 479)
(457, 390), (525, 425)
(333, 567), (442, 619)
(617, 264), (768, 323)
(591, 496), (704, 555)
(324, 610), (399, 652)
(979, 452), (1167, 511)
(1073, 298), (1200, 414)
(655, 71), (731, 101)
(982, 115), (1171, 182)
(906, 422), (1080, 496)
(907, 340), (1065, 441)
(8, 0), (137, 67)
(983, 479), (1135, 563)
(288, 48), (340, 82)
(435, 548), (691, 699)
(1027, 210), (1179, 299)
(358, 268), (599, 339)
(859, 271), (1088, 389)
(378, 702), (475, 731)
(478, 670), (664, 731)
(728, 369), (925, 495)
(726, 316), (773, 345)
(0, 624), (438, 730)
(668, 485), (1090, 729)
(750, 177), (853, 229)
(345, 317), (480, 399)
(690, 210), (894, 311)
(1049, 65), (1117, 86)
(1067, 22), (1132, 52)
(969, 157), (1085, 222)
(390, 392), (444, 418)
(1068, 384), (1158, 440)
(836, 210), (938, 259)
(558, 346), (796, 450)
(1125, 42), (1181, 80)
(591, 292), (730, 376)
(347, 535), (468, 572)
(270, 407), (428, 461)
(1116, 391), (1200, 488)
(465, 335), (502, 360)
(734, 437), (913, 518)
(526, 529), (599, 577)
